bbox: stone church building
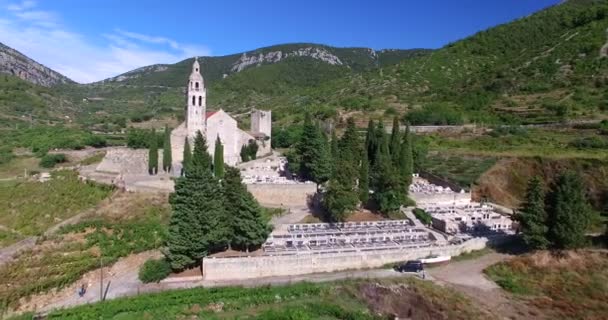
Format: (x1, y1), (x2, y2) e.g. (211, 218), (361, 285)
(170, 58), (271, 172)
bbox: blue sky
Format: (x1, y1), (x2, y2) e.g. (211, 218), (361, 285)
(0, 0), (560, 83)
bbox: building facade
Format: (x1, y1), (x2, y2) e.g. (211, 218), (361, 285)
(170, 58), (272, 172)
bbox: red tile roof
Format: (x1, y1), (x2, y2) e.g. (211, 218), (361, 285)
(206, 111), (217, 118)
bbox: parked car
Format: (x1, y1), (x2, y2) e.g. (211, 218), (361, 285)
(395, 260), (424, 273)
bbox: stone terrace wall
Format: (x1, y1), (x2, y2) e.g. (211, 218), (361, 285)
(202, 238), (489, 281)
(246, 183), (316, 207)
(410, 192), (471, 205)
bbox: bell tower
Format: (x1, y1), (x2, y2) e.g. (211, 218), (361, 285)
(186, 57), (206, 139)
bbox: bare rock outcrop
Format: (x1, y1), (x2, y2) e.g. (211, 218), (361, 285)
(0, 42), (73, 86)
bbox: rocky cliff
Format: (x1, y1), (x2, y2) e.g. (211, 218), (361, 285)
(0, 42), (73, 87)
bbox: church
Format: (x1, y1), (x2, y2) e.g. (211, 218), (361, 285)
(170, 58), (272, 172)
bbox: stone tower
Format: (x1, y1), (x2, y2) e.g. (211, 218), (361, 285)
(186, 58), (206, 139)
(251, 109), (272, 138)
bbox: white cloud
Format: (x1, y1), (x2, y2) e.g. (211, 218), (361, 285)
(0, 1), (211, 83)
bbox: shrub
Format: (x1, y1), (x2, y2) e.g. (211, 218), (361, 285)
(569, 137), (608, 149)
(413, 208), (432, 225)
(138, 258), (171, 283)
(39, 153), (67, 168)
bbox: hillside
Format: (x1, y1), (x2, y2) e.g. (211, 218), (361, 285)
(0, 42), (73, 87)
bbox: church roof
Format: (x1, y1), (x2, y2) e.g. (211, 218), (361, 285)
(206, 111), (217, 118)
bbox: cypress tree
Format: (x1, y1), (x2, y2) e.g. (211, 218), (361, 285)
(389, 116), (401, 165)
(372, 130), (403, 213)
(191, 130), (212, 171)
(516, 176), (549, 250)
(546, 172), (594, 249)
(330, 131), (338, 163)
(166, 167), (224, 269)
(214, 136), (224, 178)
(297, 113), (331, 185)
(223, 166), (270, 251)
(182, 138), (192, 175)
(365, 119), (377, 165)
(240, 144), (249, 162)
(162, 124), (172, 173)
(148, 129), (158, 175)
(358, 146), (370, 205)
(398, 124), (414, 188)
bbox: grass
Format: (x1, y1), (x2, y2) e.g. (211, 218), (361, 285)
(485, 250), (608, 319)
(0, 156), (42, 179)
(16, 277), (489, 320)
(451, 247), (494, 262)
(78, 152), (106, 166)
(427, 128), (608, 160)
(0, 170), (113, 236)
(0, 228), (22, 247)
(260, 207), (285, 223)
(420, 153), (497, 189)
(0, 199), (169, 312)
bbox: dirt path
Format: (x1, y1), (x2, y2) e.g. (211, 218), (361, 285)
(428, 252), (537, 319)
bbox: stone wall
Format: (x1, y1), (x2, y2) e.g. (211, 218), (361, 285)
(246, 183), (316, 207)
(410, 192), (471, 205)
(202, 238), (490, 280)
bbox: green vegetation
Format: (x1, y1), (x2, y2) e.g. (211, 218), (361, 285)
(148, 129), (158, 175)
(213, 136), (224, 178)
(516, 172), (597, 250)
(162, 125), (172, 173)
(138, 258), (172, 283)
(39, 153), (66, 168)
(420, 154), (497, 189)
(20, 277), (488, 320)
(240, 139), (259, 162)
(0, 171), (112, 235)
(0, 202), (168, 311)
(166, 133), (268, 270)
(485, 251), (608, 319)
(78, 152), (106, 166)
(516, 177), (550, 250)
(412, 208), (432, 225)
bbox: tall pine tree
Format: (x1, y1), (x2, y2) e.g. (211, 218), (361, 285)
(191, 130), (212, 171)
(182, 138), (192, 175)
(358, 146), (370, 206)
(398, 124), (414, 188)
(214, 136), (224, 179)
(162, 124), (172, 173)
(365, 119), (377, 166)
(223, 166), (270, 251)
(372, 128), (404, 213)
(148, 129), (158, 175)
(166, 167), (224, 269)
(516, 176), (549, 250)
(297, 113), (331, 186)
(389, 116), (401, 165)
(546, 172), (594, 249)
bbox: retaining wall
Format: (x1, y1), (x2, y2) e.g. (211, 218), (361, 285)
(246, 183), (316, 207)
(410, 192), (471, 205)
(202, 238), (489, 281)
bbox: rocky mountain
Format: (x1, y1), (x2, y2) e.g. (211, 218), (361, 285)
(99, 44), (431, 86)
(0, 42), (73, 87)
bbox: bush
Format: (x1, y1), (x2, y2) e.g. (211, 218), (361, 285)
(39, 154), (67, 168)
(413, 208), (432, 225)
(569, 136), (608, 149)
(138, 258), (171, 283)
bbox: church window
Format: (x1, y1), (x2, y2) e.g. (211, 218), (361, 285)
(191, 96), (195, 105)
(195, 82), (199, 89)
(198, 96), (202, 106)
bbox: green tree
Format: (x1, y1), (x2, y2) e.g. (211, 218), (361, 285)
(162, 125), (172, 173)
(365, 119), (377, 166)
(546, 172), (594, 249)
(223, 167), (270, 251)
(166, 167), (223, 269)
(214, 136), (224, 179)
(389, 116), (401, 165)
(516, 176), (549, 250)
(398, 124), (414, 188)
(182, 138), (192, 175)
(358, 147), (370, 205)
(191, 130), (212, 171)
(296, 113), (331, 185)
(148, 129), (158, 175)
(240, 144), (250, 162)
(372, 130), (404, 213)
(330, 131), (338, 167)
